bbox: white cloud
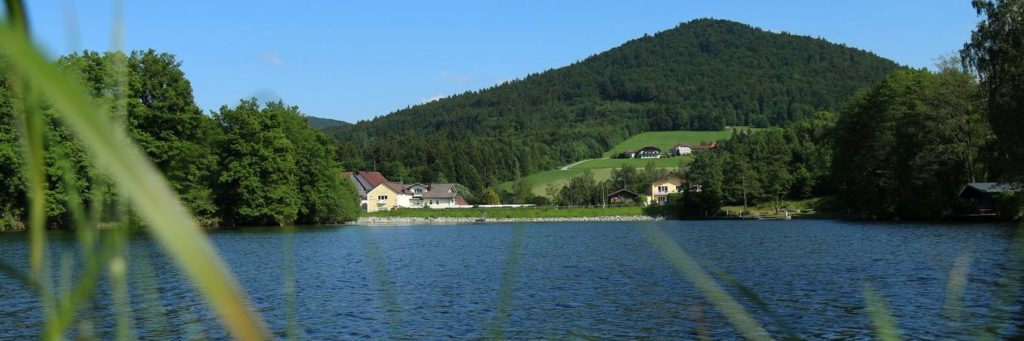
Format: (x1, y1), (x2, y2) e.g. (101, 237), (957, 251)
(260, 53), (285, 67)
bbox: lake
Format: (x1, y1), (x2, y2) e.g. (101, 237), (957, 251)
(0, 220), (1022, 339)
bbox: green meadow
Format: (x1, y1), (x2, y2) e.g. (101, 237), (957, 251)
(602, 128), (758, 158)
(501, 129), (747, 197)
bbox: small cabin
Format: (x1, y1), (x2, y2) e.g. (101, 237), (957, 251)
(607, 188), (641, 205)
(958, 182), (1022, 216)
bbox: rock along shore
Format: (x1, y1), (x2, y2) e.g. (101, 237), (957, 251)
(355, 215), (659, 225)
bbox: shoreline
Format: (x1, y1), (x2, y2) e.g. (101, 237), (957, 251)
(355, 215), (660, 225)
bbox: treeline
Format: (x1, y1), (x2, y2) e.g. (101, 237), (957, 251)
(0, 50), (359, 229)
(649, 111), (837, 218)
(327, 18), (901, 192)
(657, 64), (1015, 220)
(832, 67), (991, 219)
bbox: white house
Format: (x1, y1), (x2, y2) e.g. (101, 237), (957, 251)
(670, 144), (692, 156)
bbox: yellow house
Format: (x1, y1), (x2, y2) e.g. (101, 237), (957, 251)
(366, 182), (408, 212)
(648, 175), (683, 205)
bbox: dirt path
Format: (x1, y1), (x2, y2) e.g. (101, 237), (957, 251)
(560, 158), (604, 170)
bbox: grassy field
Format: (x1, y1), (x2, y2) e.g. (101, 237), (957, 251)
(501, 168), (614, 196)
(365, 206), (644, 218)
(502, 157), (690, 197)
(571, 157), (691, 169)
(602, 127), (758, 158)
(500, 129), (755, 198)
(499, 129), (737, 197)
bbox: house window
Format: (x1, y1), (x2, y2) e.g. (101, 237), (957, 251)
(658, 186), (669, 193)
(415, 188), (423, 194)
(659, 196), (668, 203)
(377, 195), (388, 201)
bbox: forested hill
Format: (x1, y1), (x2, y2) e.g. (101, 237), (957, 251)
(306, 116), (349, 129)
(328, 18), (902, 191)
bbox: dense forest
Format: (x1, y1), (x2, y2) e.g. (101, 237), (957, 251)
(0, 50), (360, 229)
(326, 19), (902, 192)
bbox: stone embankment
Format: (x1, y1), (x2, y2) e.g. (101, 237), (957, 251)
(356, 215), (659, 225)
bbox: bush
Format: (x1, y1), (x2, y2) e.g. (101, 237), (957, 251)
(994, 192), (1024, 222)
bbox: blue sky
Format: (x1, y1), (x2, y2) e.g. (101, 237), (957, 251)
(20, 1), (981, 122)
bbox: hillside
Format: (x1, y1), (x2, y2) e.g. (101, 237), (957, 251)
(329, 18), (902, 192)
(601, 127), (760, 158)
(503, 129), (740, 197)
(306, 116), (349, 129)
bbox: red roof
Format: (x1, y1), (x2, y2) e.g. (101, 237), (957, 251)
(382, 182), (406, 193)
(455, 197), (469, 205)
(360, 171), (388, 188)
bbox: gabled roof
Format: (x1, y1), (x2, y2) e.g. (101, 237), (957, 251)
(455, 197), (469, 205)
(344, 171), (390, 192)
(607, 188), (640, 198)
(422, 183), (458, 199)
(959, 182), (1022, 196)
(672, 143), (692, 148)
(359, 172), (388, 189)
(373, 181), (407, 194)
(640, 146), (661, 151)
(345, 171), (393, 199)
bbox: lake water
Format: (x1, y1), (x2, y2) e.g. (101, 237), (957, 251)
(0, 220), (1022, 339)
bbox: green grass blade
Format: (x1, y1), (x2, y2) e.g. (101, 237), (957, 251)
(643, 224), (772, 340)
(109, 233), (136, 341)
(359, 229), (405, 338)
(283, 227), (300, 341)
(942, 249), (971, 324)
(863, 284), (901, 341)
(487, 224), (525, 339)
(0, 25), (270, 340)
(714, 271), (802, 340)
(974, 224), (1024, 339)
(8, 62), (47, 281)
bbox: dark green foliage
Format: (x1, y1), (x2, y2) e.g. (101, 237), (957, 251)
(0, 65), (26, 229)
(328, 19), (901, 192)
(306, 116), (349, 129)
(0, 50), (360, 228)
(214, 100), (301, 226)
(671, 112), (837, 218)
(214, 100), (357, 226)
(993, 192), (1024, 221)
(681, 152), (724, 215)
(832, 69), (990, 219)
(963, 0), (1024, 180)
(126, 50), (220, 217)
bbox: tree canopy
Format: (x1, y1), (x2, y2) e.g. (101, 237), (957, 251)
(0, 50), (359, 229)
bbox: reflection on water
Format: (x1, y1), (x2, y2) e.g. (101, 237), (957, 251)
(0, 220), (1021, 339)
